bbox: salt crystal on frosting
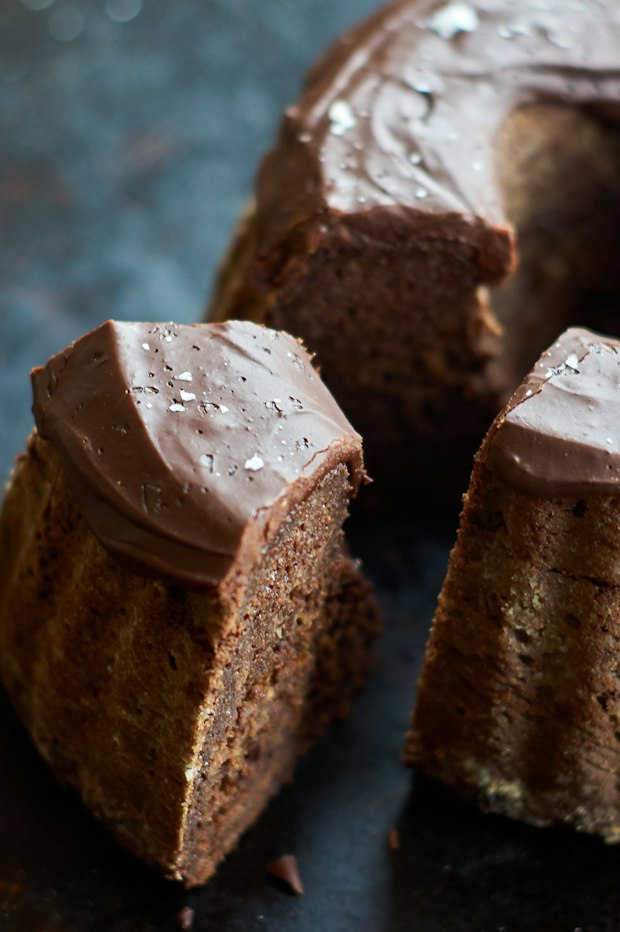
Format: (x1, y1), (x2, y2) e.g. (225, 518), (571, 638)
(244, 455), (264, 471)
(427, 2), (479, 41)
(328, 99), (356, 136)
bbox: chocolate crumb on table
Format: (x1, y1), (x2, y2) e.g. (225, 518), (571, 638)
(266, 854), (304, 896)
(176, 905), (195, 930)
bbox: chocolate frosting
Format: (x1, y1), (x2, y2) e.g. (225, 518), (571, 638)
(32, 320), (365, 589)
(256, 0), (620, 259)
(483, 328), (620, 497)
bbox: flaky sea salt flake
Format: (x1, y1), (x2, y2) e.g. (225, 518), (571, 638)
(427, 2), (479, 40)
(328, 99), (356, 136)
(244, 455), (264, 471)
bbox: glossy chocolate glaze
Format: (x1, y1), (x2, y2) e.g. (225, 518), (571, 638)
(256, 0), (620, 258)
(32, 321), (364, 589)
(483, 328), (620, 497)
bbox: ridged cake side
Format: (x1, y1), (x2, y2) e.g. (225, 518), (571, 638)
(0, 320), (380, 885)
(0, 434), (380, 884)
(408, 329), (620, 838)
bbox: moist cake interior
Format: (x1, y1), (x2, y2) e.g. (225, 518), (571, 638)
(1, 437), (377, 883)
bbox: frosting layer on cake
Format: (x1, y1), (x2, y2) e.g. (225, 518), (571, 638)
(258, 0), (620, 255)
(483, 328), (620, 497)
(32, 320), (364, 588)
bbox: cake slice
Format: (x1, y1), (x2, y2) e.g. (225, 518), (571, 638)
(0, 319), (380, 885)
(408, 327), (620, 839)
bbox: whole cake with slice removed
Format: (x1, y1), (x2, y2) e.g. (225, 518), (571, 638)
(210, 0), (620, 492)
(0, 319), (380, 886)
(408, 327), (620, 840)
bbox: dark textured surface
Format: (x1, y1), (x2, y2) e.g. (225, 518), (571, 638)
(3, 1), (620, 930)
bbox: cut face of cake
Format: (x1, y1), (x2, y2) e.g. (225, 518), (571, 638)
(209, 0), (620, 492)
(0, 319), (380, 886)
(408, 327), (620, 839)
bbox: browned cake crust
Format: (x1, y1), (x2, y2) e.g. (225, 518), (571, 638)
(408, 329), (620, 839)
(0, 320), (381, 886)
(407, 465), (620, 838)
(1, 433), (379, 884)
(209, 0), (620, 492)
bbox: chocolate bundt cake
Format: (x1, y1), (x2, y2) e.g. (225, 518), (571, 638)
(0, 319), (380, 886)
(210, 0), (620, 489)
(408, 327), (620, 839)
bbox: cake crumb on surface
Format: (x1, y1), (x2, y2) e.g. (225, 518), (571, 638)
(266, 854), (304, 895)
(176, 905), (194, 929)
